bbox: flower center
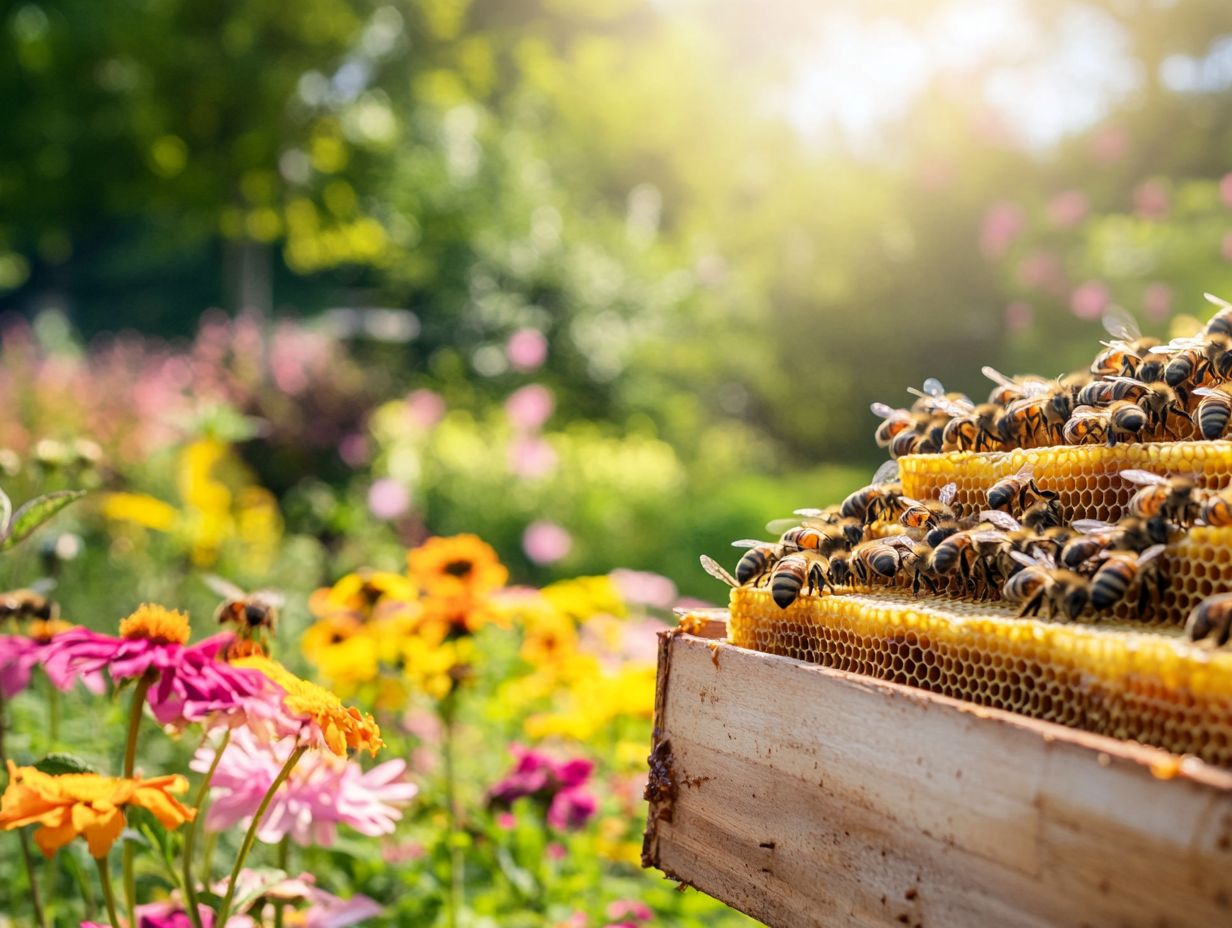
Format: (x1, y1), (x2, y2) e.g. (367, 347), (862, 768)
(443, 559), (474, 578)
(119, 604), (190, 645)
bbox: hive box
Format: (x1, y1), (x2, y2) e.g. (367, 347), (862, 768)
(642, 614), (1232, 928)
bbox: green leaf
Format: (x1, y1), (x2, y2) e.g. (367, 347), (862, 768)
(32, 752), (98, 775)
(227, 866), (290, 914)
(1, 489), (86, 551)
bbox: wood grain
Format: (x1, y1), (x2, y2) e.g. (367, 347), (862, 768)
(643, 630), (1232, 928)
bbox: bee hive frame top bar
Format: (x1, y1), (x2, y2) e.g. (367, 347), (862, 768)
(643, 621), (1232, 928)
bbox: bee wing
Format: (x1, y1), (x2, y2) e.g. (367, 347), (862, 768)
(1155, 337), (1206, 353)
(981, 366), (1014, 388)
(1193, 387), (1220, 398)
(938, 482), (957, 507)
(871, 460), (901, 486)
(1102, 306), (1141, 342)
(251, 590), (286, 608)
(732, 539), (770, 549)
(1012, 462), (1035, 479)
(1072, 519), (1117, 534)
(870, 402), (909, 421)
(204, 574), (246, 600)
(1070, 405), (1106, 420)
(1009, 549), (1043, 569)
(979, 510), (1022, 532)
(765, 518), (801, 535)
(968, 531), (1008, 543)
(1204, 292), (1232, 310)
(1120, 468), (1167, 486)
(1138, 544), (1167, 565)
(29, 577), (57, 595)
(699, 555), (738, 588)
(898, 496), (924, 508)
(922, 377), (945, 397)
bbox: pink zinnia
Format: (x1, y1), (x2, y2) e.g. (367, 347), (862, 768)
(193, 726), (417, 847)
(42, 605), (284, 733)
(0, 626), (104, 698)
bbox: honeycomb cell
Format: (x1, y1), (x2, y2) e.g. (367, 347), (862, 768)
(728, 586), (1232, 768)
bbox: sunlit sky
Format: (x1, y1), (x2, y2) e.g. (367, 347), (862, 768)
(783, 0), (1140, 150)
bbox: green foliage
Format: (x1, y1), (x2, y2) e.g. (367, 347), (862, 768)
(1, 488), (86, 551)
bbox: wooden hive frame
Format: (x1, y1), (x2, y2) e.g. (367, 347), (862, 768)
(643, 617), (1232, 928)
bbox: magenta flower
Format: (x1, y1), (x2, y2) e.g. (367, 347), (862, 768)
(193, 727), (416, 847)
(488, 745), (597, 832)
(606, 900), (653, 923)
(41, 607), (285, 733)
(507, 328), (548, 371)
(505, 384), (554, 431)
(0, 630), (104, 698)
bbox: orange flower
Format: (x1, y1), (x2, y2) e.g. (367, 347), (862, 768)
(119, 604), (191, 644)
(407, 535), (507, 599)
(0, 762), (194, 858)
(233, 656), (384, 757)
(308, 569), (417, 623)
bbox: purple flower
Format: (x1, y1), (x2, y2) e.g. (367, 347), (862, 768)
(193, 726), (417, 847)
(488, 745), (597, 832)
(0, 630), (104, 698)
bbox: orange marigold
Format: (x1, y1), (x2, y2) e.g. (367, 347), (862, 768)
(0, 762), (193, 858)
(407, 535), (507, 599)
(118, 604), (191, 644)
(233, 656), (384, 757)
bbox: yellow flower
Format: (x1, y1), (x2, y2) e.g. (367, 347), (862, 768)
(541, 575), (624, 622)
(401, 632), (475, 700)
(234, 656), (383, 756)
(308, 569), (418, 622)
(407, 534), (507, 598)
(524, 663), (657, 742)
(0, 762), (193, 859)
(119, 604), (190, 645)
(99, 492), (178, 532)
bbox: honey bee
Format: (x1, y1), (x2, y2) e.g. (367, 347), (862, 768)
(1107, 400), (1149, 443)
(943, 403), (1004, 453)
(205, 575), (285, 640)
(1076, 379), (1114, 408)
(1111, 378), (1190, 436)
(1063, 406), (1110, 445)
(851, 539), (905, 585)
(1203, 293), (1232, 340)
(1187, 592), (1232, 645)
(1199, 488), (1232, 527)
(997, 396), (1048, 447)
(768, 551), (828, 609)
(871, 402), (919, 449)
(1160, 338), (1210, 390)
(839, 461), (905, 524)
(981, 366), (1050, 407)
(930, 527), (1007, 593)
(779, 521), (864, 556)
(0, 581), (57, 622)
(899, 483), (958, 530)
(1091, 307), (1160, 377)
(1192, 386), (1232, 440)
(1120, 469), (1202, 527)
(732, 540), (782, 586)
(1004, 551), (1090, 621)
(1063, 517), (1173, 569)
(906, 378), (973, 418)
(1088, 544), (1166, 613)
(986, 464), (1055, 515)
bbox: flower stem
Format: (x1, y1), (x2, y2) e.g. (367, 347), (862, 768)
(183, 730), (231, 928)
(216, 744), (307, 926)
(122, 673), (155, 927)
(1, 690), (48, 928)
(47, 680), (60, 747)
(273, 835), (290, 928)
(441, 692), (462, 928)
(95, 855), (121, 928)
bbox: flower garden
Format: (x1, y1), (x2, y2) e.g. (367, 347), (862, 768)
(0, 316), (754, 927)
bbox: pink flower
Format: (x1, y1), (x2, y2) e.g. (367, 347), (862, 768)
(523, 521), (571, 565)
(367, 478), (410, 520)
(1134, 179), (1170, 219)
(406, 389), (446, 429)
(210, 872), (380, 928)
(1046, 190), (1089, 228)
(505, 384), (554, 431)
(610, 569), (677, 609)
(1016, 251), (1064, 294)
(1223, 233), (1232, 263)
(0, 631), (104, 698)
(507, 329), (548, 371)
(606, 900), (653, 923)
(1221, 174), (1232, 208)
(546, 841), (567, 860)
(978, 202), (1024, 259)
(194, 727), (417, 847)
(507, 435), (558, 479)
(1070, 282), (1111, 320)
(1005, 301), (1034, 334)
(338, 433), (370, 468)
(135, 902), (216, 928)
(488, 745), (597, 832)
(1090, 125), (1128, 163)
(43, 625), (277, 732)
(1143, 283), (1173, 322)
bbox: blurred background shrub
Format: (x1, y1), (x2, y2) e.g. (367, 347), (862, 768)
(2, 0), (1232, 595)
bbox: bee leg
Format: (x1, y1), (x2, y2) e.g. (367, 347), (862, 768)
(1019, 591), (1044, 618)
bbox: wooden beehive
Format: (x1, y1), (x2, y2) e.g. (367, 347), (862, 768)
(642, 616), (1232, 928)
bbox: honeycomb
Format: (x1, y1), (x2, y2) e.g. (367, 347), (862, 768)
(728, 586), (1232, 767)
(899, 439), (1232, 524)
